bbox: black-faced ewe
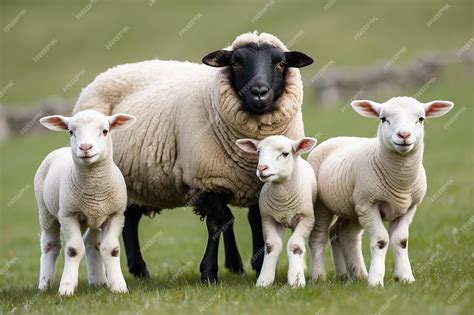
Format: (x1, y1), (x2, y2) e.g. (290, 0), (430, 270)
(35, 110), (135, 295)
(308, 97), (454, 286)
(236, 136), (317, 287)
(73, 32), (314, 283)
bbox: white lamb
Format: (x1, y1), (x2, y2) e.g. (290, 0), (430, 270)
(236, 135), (317, 287)
(308, 97), (453, 286)
(35, 109), (136, 295)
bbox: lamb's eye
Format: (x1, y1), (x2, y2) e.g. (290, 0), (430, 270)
(231, 62), (240, 68)
(418, 117), (425, 123)
(69, 130), (73, 136)
(380, 117), (387, 123)
(281, 152), (289, 158)
(102, 129), (109, 136)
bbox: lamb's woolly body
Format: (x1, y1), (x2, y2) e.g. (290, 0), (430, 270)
(259, 159), (316, 228)
(74, 32), (304, 208)
(35, 110), (134, 295)
(309, 136), (426, 221)
(35, 147), (127, 229)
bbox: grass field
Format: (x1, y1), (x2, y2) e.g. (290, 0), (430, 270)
(1, 0), (473, 314)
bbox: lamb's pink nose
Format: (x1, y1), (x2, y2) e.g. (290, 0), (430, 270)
(257, 165), (268, 173)
(397, 131), (411, 140)
(79, 144), (93, 152)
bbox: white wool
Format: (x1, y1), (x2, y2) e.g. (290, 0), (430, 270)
(236, 135), (317, 287)
(73, 32), (305, 209)
(308, 96), (453, 287)
(35, 110), (134, 295)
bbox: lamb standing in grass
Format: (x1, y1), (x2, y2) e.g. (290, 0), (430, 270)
(35, 109), (135, 295)
(236, 136), (317, 287)
(308, 97), (453, 286)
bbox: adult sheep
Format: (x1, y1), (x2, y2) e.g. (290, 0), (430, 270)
(73, 32), (313, 283)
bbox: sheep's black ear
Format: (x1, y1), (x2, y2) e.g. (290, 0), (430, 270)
(284, 51), (314, 68)
(202, 50), (233, 67)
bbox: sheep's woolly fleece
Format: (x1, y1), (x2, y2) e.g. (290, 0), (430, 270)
(74, 32), (305, 207)
(308, 136), (426, 221)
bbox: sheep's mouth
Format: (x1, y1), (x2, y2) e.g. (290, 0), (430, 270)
(393, 141), (414, 147)
(79, 154), (98, 160)
(258, 173), (275, 181)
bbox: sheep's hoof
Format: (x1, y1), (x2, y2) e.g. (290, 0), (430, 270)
(201, 273), (219, 285)
(129, 262), (150, 279)
(225, 259), (245, 275)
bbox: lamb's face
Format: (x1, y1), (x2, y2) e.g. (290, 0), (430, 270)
(236, 136), (317, 183)
(202, 43), (313, 115)
(40, 110), (136, 166)
(351, 97), (454, 154)
(67, 112), (113, 165)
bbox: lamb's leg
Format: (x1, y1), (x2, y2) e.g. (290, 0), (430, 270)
(309, 202), (333, 281)
(338, 219), (368, 280)
(199, 192), (233, 284)
(248, 204), (264, 276)
(288, 218), (314, 288)
(38, 213), (61, 291)
(122, 204), (150, 278)
(223, 209), (245, 274)
(83, 228), (108, 287)
(58, 215), (85, 296)
(256, 217), (284, 287)
(389, 206), (416, 283)
(329, 217), (348, 279)
(101, 213), (128, 293)
(356, 204), (389, 287)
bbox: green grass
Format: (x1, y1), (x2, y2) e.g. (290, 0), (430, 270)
(1, 0), (473, 314)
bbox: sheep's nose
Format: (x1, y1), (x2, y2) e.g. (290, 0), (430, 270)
(79, 144), (93, 152)
(257, 165), (268, 173)
(397, 131), (411, 140)
(250, 85), (270, 100)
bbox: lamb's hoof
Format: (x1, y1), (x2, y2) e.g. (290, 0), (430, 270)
(58, 284), (76, 296)
(311, 273), (327, 282)
(201, 271), (218, 285)
(129, 262), (150, 279)
(394, 274), (415, 283)
(368, 277), (384, 287)
(38, 277), (53, 291)
(109, 283), (128, 293)
(256, 279), (273, 287)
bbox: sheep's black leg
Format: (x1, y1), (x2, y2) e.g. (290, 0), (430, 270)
(123, 204), (150, 278)
(248, 204), (264, 276)
(199, 192), (235, 284)
(223, 209), (245, 274)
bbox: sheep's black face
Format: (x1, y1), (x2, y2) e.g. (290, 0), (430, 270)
(202, 43), (313, 115)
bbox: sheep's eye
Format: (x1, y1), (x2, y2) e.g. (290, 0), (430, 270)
(418, 117), (425, 123)
(102, 129), (109, 136)
(380, 117), (387, 123)
(69, 130), (73, 136)
(231, 62), (240, 68)
(278, 61), (286, 68)
(281, 152), (289, 158)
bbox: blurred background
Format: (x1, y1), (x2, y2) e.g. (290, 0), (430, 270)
(0, 0), (472, 314)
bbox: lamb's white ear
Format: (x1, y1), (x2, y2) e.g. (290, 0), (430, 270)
(424, 100), (454, 118)
(40, 115), (70, 131)
(235, 139), (259, 154)
(109, 114), (136, 130)
(351, 100), (381, 118)
(293, 137), (317, 155)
